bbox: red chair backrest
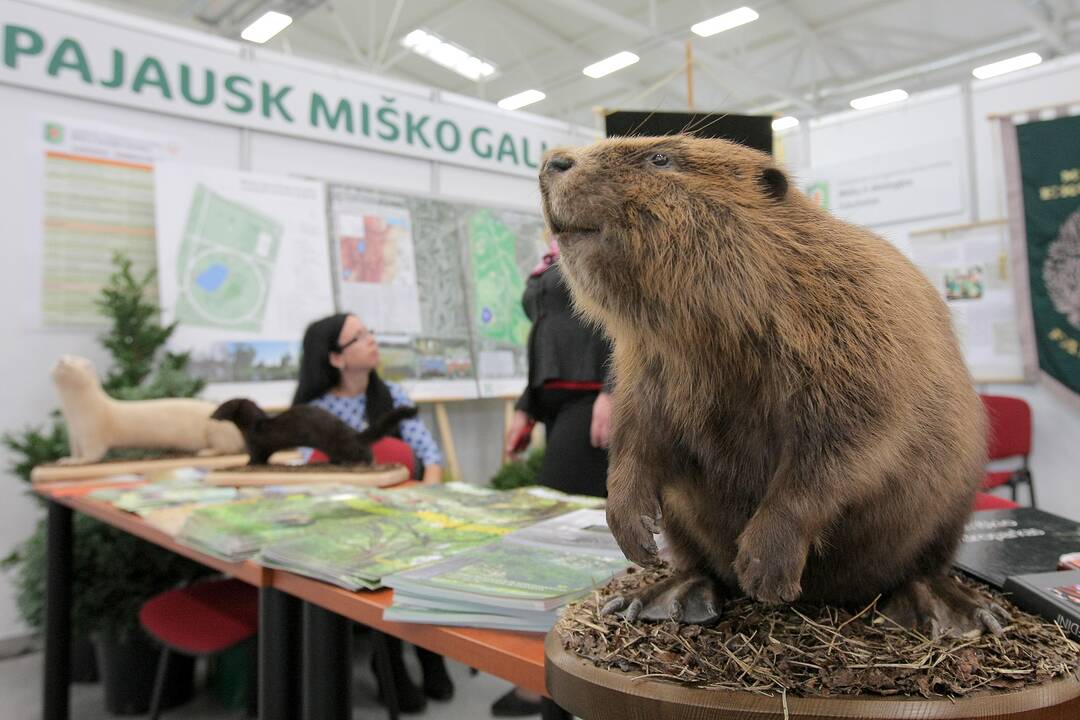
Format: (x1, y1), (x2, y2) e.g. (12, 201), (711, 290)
(981, 394), (1032, 460)
(307, 438), (416, 478)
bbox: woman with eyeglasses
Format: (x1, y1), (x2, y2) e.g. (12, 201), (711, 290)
(293, 312), (444, 484)
(292, 312), (451, 712)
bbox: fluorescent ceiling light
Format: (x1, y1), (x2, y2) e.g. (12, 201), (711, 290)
(241, 11), (292, 44)
(401, 28), (496, 81)
(850, 88), (909, 110)
(771, 115), (799, 131)
(583, 51), (639, 79)
(498, 89), (546, 111)
(972, 52), (1042, 80)
(691, 7), (759, 37)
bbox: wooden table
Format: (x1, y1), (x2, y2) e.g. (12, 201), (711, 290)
(35, 480), (566, 720)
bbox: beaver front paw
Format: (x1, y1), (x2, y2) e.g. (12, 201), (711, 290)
(601, 572), (727, 624)
(606, 498), (662, 566)
(734, 520), (807, 604)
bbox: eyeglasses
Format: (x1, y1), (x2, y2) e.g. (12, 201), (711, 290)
(337, 327), (374, 351)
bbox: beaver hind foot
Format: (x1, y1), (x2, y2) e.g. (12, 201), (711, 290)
(601, 572), (729, 624)
(881, 573), (1011, 640)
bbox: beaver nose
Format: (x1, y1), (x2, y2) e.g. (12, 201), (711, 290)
(545, 155), (574, 173)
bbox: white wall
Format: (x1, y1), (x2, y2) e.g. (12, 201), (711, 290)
(0, 82), (244, 641)
(785, 86), (973, 254)
(777, 58), (1080, 523)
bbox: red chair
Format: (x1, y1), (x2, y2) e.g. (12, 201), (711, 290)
(980, 394), (1035, 506)
(139, 578), (258, 720)
(973, 492), (1021, 511)
(308, 437), (417, 479)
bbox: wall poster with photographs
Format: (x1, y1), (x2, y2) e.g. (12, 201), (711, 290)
(326, 183), (548, 400)
(910, 220), (1027, 383)
(328, 185), (480, 400)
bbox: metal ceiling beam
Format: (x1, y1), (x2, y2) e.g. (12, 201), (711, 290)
(1011, 0), (1070, 54)
(543, 0), (818, 113)
(743, 21), (1079, 117)
(323, 1), (365, 66)
(775, 0), (841, 85)
(374, 0), (405, 68)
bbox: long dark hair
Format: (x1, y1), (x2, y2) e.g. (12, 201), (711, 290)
(292, 313), (395, 426)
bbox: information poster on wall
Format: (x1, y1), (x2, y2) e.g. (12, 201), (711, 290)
(460, 207), (547, 398)
(155, 164), (334, 402)
(804, 142), (964, 228)
(909, 221), (1026, 382)
(33, 116), (183, 326)
(328, 185), (478, 400)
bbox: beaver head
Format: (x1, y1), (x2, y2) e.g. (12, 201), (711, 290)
(539, 135), (797, 344)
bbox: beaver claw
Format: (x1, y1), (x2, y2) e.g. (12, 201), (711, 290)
(883, 574), (1013, 639)
(607, 503), (662, 566)
(601, 573), (724, 624)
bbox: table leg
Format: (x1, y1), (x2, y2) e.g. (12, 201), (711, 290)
(259, 587), (301, 720)
(301, 602), (352, 720)
(541, 697), (572, 720)
(44, 501), (72, 720)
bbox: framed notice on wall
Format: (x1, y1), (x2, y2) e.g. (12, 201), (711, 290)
(803, 142), (965, 228)
(909, 220), (1028, 383)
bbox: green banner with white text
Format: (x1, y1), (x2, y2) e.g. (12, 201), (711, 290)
(1016, 115), (1080, 396)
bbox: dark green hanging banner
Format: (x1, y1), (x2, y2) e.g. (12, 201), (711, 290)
(1014, 115), (1080, 397)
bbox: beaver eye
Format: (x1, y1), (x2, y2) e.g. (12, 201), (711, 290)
(648, 152), (670, 167)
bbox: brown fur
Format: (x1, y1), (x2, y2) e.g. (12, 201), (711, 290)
(541, 135), (987, 608)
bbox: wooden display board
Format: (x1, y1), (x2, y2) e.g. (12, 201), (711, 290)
(30, 451), (301, 483)
(204, 463), (409, 487)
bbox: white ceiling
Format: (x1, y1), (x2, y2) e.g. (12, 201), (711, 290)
(85, 0), (1079, 126)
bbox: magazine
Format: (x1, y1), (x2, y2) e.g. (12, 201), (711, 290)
(502, 508), (623, 557)
(953, 508), (1080, 587)
(384, 542), (630, 612)
(259, 514), (500, 590)
(1003, 570), (1080, 641)
(176, 493), (369, 561)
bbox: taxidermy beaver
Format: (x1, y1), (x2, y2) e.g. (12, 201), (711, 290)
(51, 355), (245, 463)
(541, 136), (1007, 637)
(212, 398), (417, 466)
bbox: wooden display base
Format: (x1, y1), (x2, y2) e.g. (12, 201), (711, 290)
(204, 463), (409, 488)
(545, 633), (1080, 720)
(30, 451), (297, 483)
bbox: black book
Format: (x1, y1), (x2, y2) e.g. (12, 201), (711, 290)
(951, 508), (1080, 588)
(1002, 570), (1080, 642)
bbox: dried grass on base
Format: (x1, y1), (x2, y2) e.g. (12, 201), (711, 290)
(558, 566), (1080, 698)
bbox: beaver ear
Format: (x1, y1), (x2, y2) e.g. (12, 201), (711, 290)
(759, 167), (788, 201)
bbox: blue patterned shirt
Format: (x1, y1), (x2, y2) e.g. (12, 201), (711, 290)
(309, 383), (443, 467)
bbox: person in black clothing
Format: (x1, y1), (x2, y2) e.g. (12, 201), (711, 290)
(492, 245), (613, 717)
(506, 247), (613, 495)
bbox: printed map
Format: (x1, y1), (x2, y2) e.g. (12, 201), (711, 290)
(175, 183), (281, 331)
